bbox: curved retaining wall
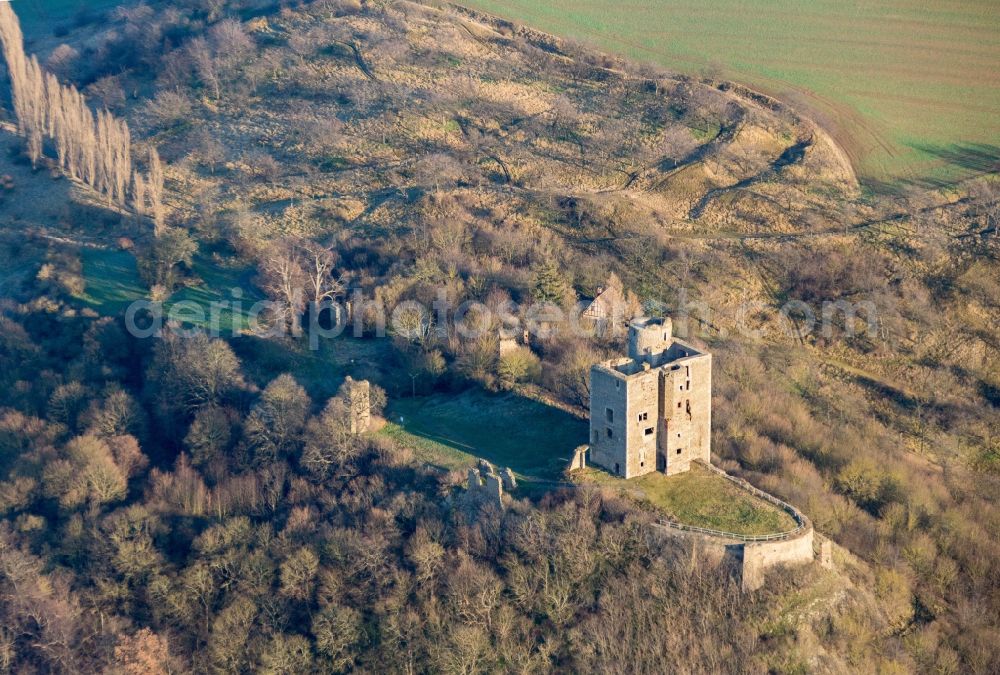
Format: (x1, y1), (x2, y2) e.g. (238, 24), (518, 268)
(653, 461), (816, 591)
(740, 525), (814, 591)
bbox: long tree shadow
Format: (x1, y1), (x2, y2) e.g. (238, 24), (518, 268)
(912, 142), (1000, 178)
(387, 390), (588, 482)
(864, 142), (1000, 195)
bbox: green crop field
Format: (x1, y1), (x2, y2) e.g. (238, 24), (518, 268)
(460, 0), (1000, 188)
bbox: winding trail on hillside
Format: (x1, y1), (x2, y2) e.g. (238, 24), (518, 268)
(610, 115), (745, 194)
(687, 197), (969, 242)
(557, 197), (969, 249)
(687, 136), (813, 219)
(337, 39), (377, 81)
(446, 2), (862, 190)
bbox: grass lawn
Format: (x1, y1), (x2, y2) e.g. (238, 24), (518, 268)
(167, 253), (265, 334)
(460, 0), (1000, 187)
(78, 244), (387, 401)
(384, 391), (589, 481)
(381, 421), (475, 473)
(78, 248), (146, 314)
(18, 0), (125, 38)
(234, 333), (390, 402)
(574, 462), (798, 536)
(79, 248), (265, 334)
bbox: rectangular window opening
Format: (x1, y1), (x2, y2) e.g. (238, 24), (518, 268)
(644, 427), (654, 436)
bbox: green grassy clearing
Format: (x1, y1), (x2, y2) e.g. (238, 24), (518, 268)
(574, 463), (797, 536)
(241, 334), (389, 401)
(79, 245), (385, 401)
(168, 254), (265, 333)
(77, 248), (146, 314)
(384, 391), (589, 480)
(460, 0), (1000, 187)
(381, 421), (475, 473)
(383, 390), (799, 535)
(17, 0), (124, 37)
(78, 248), (265, 334)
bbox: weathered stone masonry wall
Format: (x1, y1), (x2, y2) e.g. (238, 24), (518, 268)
(740, 526), (814, 591)
(652, 518), (815, 592)
(589, 366), (629, 475)
(651, 461), (816, 591)
(589, 316), (712, 479)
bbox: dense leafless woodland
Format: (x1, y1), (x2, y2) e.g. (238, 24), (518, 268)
(0, 0), (996, 672)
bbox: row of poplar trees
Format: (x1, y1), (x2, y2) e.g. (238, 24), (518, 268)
(0, 2), (165, 230)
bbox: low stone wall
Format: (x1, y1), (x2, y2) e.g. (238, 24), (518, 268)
(652, 461), (817, 591)
(739, 523), (814, 591)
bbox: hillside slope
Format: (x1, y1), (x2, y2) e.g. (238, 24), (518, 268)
(0, 0), (996, 671)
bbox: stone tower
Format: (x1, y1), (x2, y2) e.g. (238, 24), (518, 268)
(628, 316), (673, 362)
(588, 317), (712, 478)
(345, 376), (371, 434)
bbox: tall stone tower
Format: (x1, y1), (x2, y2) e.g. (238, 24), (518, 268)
(588, 317), (712, 478)
(344, 376), (371, 434)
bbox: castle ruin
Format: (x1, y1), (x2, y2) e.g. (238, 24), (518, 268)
(344, 376), (371, 434)
(589, 317), (712, 478)
(586, 317), (825, 589)
(465, 459), (517, 511)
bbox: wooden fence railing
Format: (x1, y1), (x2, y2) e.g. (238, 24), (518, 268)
(654, 460), (808, 542)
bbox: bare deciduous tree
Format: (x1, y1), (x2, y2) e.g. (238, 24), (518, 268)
(210, 19), (254, 71)
(0, 3), (133, 201)
(300, 240), (344, 306)
(24, 56), (45, 165)
(147, 147), (165, 234)
(188, 37), (221, 100)
(0, 3), (29, 132)
(132, 171), (147, 218)
(259, 238), (308, 333)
